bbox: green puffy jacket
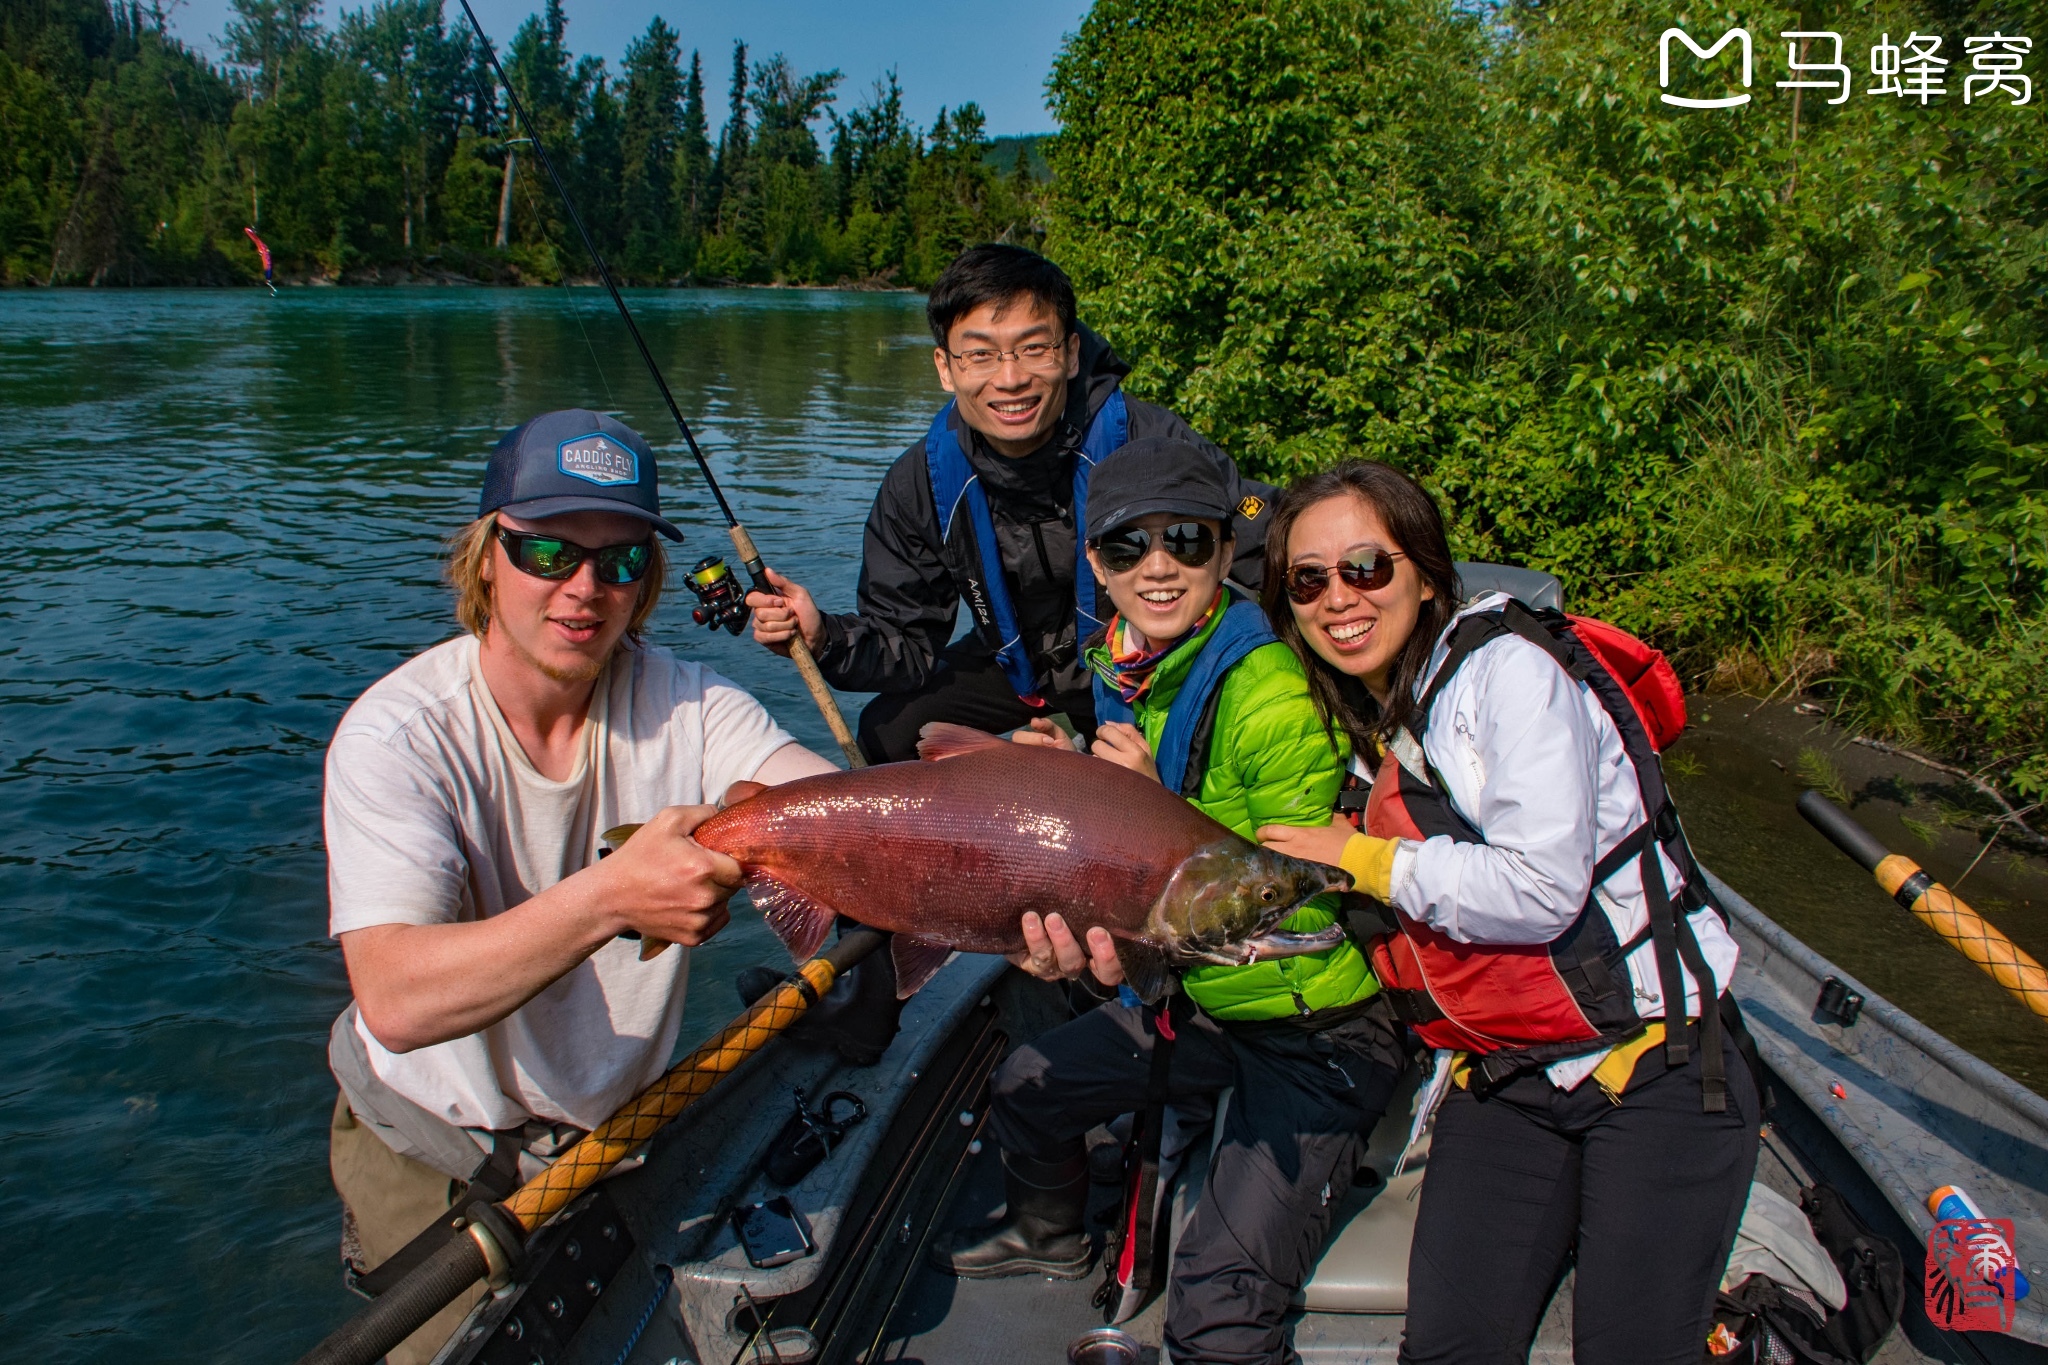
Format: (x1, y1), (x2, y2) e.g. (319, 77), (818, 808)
(1125, 605), (1379, 1022)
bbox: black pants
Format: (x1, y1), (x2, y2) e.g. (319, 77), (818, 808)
(856, 641), (1095, 763)
(1400, 1027), (1760, 1365)
(991, 1000), (1405, 1365)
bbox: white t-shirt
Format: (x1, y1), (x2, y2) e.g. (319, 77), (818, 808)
(1380, 594), (1740, 1089)
(324, 634), (795, 1132)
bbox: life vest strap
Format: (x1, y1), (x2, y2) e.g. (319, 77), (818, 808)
(924, 391), (1129, 702)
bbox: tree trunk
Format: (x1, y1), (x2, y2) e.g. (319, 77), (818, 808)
(495, 149), (516, 249)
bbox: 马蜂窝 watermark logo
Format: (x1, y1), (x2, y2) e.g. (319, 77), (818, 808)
(558, 434), (639, 486)
(1660, 27), (1754, 106)
(1660, 26), (2031, 107)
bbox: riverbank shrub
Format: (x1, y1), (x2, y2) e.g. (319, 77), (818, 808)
(1048, 0), (2048, 797)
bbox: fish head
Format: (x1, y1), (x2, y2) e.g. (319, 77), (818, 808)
(1145, 840), (1352, 965)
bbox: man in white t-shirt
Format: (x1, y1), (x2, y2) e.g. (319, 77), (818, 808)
(321, 408), (838, 1362)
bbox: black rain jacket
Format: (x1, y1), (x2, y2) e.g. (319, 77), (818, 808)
(813, 325), (1274, 698)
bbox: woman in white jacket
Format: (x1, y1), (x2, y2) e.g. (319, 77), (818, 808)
(1256, 461), (1757, 1365)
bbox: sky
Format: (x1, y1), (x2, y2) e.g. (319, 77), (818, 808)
(161, 0), (1090, 135)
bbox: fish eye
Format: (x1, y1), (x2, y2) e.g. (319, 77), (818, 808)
(1260, 884), (1277, 903)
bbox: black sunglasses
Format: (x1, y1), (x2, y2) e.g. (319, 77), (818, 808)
(495, 526), (654, 585)
(1283, 550), (1406, 605)
(1093, 522), (1219, 574)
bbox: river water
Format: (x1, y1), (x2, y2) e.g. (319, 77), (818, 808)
(5, 287), (2047, 1360)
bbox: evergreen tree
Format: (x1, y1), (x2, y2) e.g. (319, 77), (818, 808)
(1, 0), (1049, 288)
(223, 0), (320, 100)
(618, 15), (682, 276)
(674, 48), (709, 244)
(342, 0), (464, 255)
(831, 70), (915, 279)
(501, 0), (573, 259)
(718, 39), (747, 175)
(569, 52), (620, 260)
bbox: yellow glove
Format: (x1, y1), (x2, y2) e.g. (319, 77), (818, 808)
(1338, 833), (1400, 901)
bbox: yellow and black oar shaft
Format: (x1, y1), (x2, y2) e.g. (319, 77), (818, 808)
(1797, 791), (2048, 1020)
(297, 928), (886, 1365)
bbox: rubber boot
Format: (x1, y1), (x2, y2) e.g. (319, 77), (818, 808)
(927, 1149), (1093, 1280)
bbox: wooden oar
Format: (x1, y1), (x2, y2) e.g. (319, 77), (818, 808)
(297, 928), (887, 1365)
(1798, 791), (2048, 1020)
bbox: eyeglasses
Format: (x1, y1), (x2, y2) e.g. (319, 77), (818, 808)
(944, 336), (1070, 377)
(1283, 551), (1406, 605)
(495, 527), (654, 585)
(1093, 522), (1219, 574)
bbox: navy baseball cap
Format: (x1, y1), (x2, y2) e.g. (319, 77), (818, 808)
(479, 408), (683, 541)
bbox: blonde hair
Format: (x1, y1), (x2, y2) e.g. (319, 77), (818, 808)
(445, 513), (668, 639)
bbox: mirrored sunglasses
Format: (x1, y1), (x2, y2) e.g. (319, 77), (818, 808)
(1094, 522), (1219, 574)
(496, 527), (654, 585)
(1283, 550), (1405, 605)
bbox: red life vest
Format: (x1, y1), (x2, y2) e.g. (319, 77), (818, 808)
(1362, 599), (1730, 1105)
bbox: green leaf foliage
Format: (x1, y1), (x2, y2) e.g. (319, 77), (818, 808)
(1047, 0), (2048, 795)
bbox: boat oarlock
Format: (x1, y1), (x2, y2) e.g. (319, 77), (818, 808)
(449, 0), (864, 768)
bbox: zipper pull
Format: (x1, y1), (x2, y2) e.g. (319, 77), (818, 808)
(1293, 990), (1312, 1018)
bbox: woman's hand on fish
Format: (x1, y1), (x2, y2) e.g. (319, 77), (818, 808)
(593, 804), (745, 946)
(1010, 912), (1125, 987)
(1257, 815), (1359, 869)
(1010, 717), (1080, 750)
(746, 567), (824, 657)
(1089, 722), (1160, 782)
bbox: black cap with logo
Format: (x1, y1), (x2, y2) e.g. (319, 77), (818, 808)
(479, 408), (683, 541)
(1084, 435), (1243, 542)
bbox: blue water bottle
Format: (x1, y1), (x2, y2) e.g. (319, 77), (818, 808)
(1930, 1185), (2032, 1301)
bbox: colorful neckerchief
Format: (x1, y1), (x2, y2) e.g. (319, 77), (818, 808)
(1085, 589), (1225, 705)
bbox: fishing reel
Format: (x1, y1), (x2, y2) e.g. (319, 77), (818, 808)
(685, 554), (751, 635)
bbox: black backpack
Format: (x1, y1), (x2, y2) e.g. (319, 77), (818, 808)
(1710, 1274), (1849, 1364)
(1801, 1183), (1905, 1362)
(1705, 1183), (1903, 1364)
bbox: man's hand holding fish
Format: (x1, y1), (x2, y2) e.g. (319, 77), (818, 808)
(1009, 911), (1124, 987)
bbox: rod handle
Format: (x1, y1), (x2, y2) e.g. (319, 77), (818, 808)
(727, 524), (867, 769)
(296, 1225), (489, 1365)
(826, 926), (889, 974)
(1797, 791), (1890, 872)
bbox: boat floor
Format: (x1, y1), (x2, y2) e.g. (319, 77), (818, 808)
(872, 1077), (2042, 1365)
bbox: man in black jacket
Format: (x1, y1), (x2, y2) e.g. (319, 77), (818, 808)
(748, 245), (1270, 762)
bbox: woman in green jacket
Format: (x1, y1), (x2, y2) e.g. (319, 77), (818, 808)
(927, 436), (1406, 1365)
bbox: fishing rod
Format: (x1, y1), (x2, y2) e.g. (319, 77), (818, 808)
(297, 928), (889, 1365)
(1798, 791), (2048, 1020)
(453, 0), (865, 769)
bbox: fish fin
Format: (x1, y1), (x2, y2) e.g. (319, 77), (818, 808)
(890, 935), (957, 998)
(748, 873), (839, 963)
(639, 936), (672, 961)
(915, 723), (1011, 762)
(1117, 941), (1175, 1005)
(601, 823), (643, 847)
(719, 780), (767, 809)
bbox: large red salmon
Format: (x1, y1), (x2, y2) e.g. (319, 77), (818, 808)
(685, 725), (1350, 998)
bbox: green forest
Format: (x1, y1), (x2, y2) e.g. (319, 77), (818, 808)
(5, 0), (2047, 795)
(0, 0), (1044, 285)
(1049, 0), (2048, 799)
